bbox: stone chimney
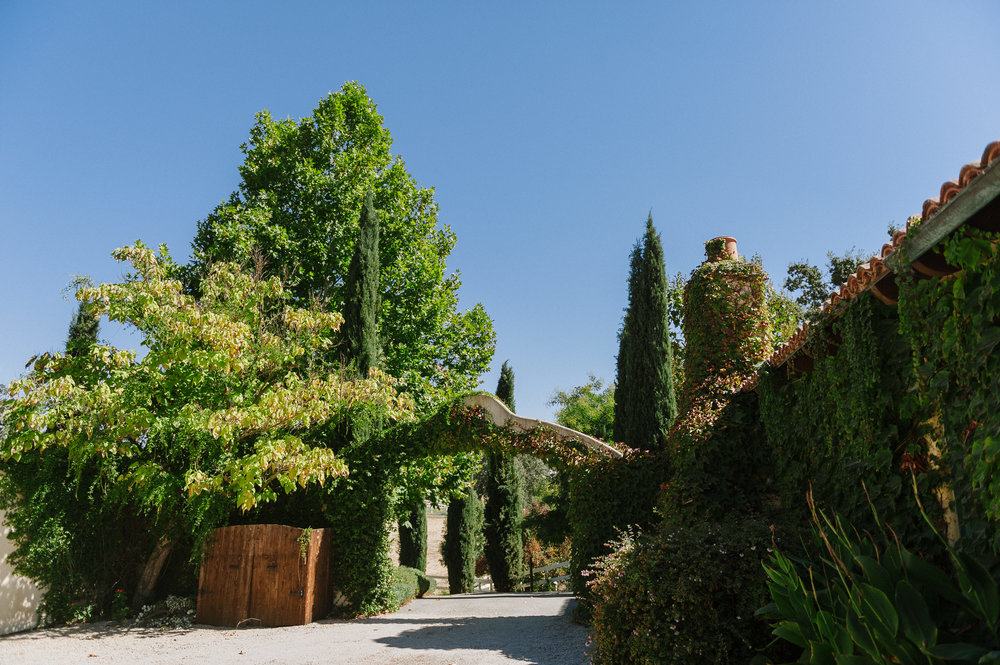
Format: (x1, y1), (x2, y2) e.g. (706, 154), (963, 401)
(706, 236), (739, 261)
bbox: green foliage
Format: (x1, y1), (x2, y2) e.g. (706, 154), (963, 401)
(484, 363), (526, 592)
(341, 191), (381, 376)
(681, 247), (772, 398)
(613, 214), (678, 451)
(1, 243), (410, 619)
(784, 261), (827, 309)
(443, 489), (485, 594)
(389, 565), (437, 609)
(187, 82), (495, 408)
(762, 500), (1000, 665)
(65, 297), (99, 358)
(397, 497), (427, 572)
(549, 375), (615, 442)
(568, 449), (668, 599)
(897, 229), (1000, 550)
(587, 517), (779, 665)
(484, 450), (525, 592)
(758, 291), (941, 552)
(495, 360), (515, 412)
(784, 248), (871, 311)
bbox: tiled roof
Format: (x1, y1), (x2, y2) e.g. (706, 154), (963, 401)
(765, 140), (1000, 371)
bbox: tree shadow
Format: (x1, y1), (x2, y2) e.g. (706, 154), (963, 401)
(370, 594), (590, 665)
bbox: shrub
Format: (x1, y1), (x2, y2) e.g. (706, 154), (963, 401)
(762, 499), (1000, 664)
(568, 449), (667, 600)
(587, 516), (778, 665)
(398, 498), (427, 572)
(443, 490), (484, 594)
(389, 566), (437, 609)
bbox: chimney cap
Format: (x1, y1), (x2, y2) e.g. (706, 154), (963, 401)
(706, 236), (739, 261)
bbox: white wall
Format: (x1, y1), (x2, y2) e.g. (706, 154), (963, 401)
(0, 509), (42, 635)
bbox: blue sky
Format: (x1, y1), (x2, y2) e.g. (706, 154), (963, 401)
(2, 2), (998, 420)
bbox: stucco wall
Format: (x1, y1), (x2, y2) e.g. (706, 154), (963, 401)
(0, 509), (42, 635)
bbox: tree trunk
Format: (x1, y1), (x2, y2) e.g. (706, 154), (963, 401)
(132, 536), (174, 609)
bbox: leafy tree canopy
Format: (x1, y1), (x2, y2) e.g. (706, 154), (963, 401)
(549, 375), (615, 442)
(187, 82), (495, 409)
(2, 242), (411, 529)
(784, 248), (871, 311)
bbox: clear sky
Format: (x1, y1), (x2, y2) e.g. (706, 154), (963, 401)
(2, 2), (998, 421)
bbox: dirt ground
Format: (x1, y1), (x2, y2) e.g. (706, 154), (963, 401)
(0, 593), (590, 665)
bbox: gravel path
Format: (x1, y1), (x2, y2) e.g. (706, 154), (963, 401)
(1, 592), (591, 665)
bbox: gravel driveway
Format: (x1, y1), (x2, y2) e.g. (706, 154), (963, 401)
(1, 592), (591, 665)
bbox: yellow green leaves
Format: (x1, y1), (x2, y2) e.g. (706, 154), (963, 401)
(2, 241), (409, 517)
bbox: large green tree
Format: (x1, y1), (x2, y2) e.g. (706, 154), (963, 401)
(613, 214), (677, 450)
(187, 82), (494, 408)
(484, 361), (526, 592)
(1, 243), (410, 613)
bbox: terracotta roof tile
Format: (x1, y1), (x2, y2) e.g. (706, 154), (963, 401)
(765, 140), (1000, 372)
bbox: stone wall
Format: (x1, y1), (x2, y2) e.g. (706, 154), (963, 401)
(0, 509), (41, 635)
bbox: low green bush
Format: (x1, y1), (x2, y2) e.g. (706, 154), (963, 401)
(587, 516), (778, 665)
(390, 566), (437, 609)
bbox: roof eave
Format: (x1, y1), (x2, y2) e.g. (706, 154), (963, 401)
(886, 158), (1000, 271)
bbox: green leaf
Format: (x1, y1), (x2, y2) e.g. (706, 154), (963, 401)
(955, 551), (1000, 627)
(978, 651), (1000, 665)
(902, 549), (966, 606)
(835, 656), (879, 665)
(774, 620), (809, 648)
(896, 579), (937, 647)
(857, 555), (894, 596)
(816, 610), (852, 655)
(807, 640), (837, 665)
(860, 583), (898, 640)
(924, 642), (990, 661)
(847, 612), (880, 658)
(974, 327), (1000, 357)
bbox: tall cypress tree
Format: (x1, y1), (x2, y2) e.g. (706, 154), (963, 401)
(484, 361), (526, 592)
(613, 214), (677, 450)
(341, 191), (381, 376)
(397, 499), (427, 572)
(442, 490), (484, 594)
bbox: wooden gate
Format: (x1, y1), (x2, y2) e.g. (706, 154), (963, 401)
(196, 524), (331, 627)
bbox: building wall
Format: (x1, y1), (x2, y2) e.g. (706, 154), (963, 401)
(0, 509), (42, 635)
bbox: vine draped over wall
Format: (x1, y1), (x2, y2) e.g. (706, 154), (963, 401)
(757, 291), (943, 553)
(898, 228), (1000, 552)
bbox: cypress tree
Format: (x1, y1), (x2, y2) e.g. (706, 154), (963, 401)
(341, 191), (381, 376)
(66, 299), (99, 358)
(613, 214), (677, 450)
(484, 361), (526, 592)
(397, 499), (427, 572)
(442, 490), (484, 594)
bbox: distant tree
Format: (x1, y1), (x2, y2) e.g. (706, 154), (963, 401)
(397, 499), (427, 572)
(784, 248), (871, 311)
(65, 291), (100, 358)
(549, 375), (615, 441)
(784, 262), (827, 310)
(613, 214), (677, 450)
(484, 361), (525, 592)
(341, 192), (381, 376)
(442, 490), (484, 594)
(826, 248), (870, 288)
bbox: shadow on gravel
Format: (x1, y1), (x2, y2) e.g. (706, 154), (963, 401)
(372, 597), (589, 665)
